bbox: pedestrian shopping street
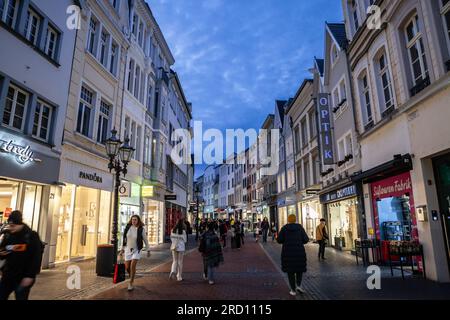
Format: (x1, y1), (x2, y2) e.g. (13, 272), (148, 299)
(30, 234), (450, 301)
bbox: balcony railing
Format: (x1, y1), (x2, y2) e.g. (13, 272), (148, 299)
(410, 76), (430, 97)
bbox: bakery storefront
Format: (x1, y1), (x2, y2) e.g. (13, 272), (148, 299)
(56, 160), (113, 263)
(320, 184), (360, 252)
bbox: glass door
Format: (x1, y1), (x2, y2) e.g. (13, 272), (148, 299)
(433, 154), (450, 270)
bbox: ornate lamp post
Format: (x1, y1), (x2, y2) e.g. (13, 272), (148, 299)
(105, 129), (135, 265)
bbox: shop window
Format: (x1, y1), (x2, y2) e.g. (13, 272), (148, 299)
(56, 185), (75, 262)
(24, 7), (41, 46)
(132, 14), (138, 37)
(300, 118), (307, 147)
(0, 0), (18, 29)
(0, 180), (19, 224)
(328, 199), (358, 250)
(376, 195), (412, 241)
(76, 86), (94, 137)
(96, 100), (111, 144)
(350, 0), (360, 34)
(2, 84), (28, 131)
(98, 190), (110, 245)
(309, 108), (317, 139)
(32, 100), (53, 142)
(22, 184), (42, 232)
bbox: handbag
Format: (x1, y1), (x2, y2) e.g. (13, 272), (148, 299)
(113, 254), (126, 284)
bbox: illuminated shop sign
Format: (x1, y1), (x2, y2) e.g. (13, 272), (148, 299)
(0, 138), (41, 164)
(79, 171), (103, 183)
(318, 94), (334, 165)
(320, 185), (357, 203)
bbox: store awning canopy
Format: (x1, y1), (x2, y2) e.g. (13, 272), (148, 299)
(351, 154), (413, 184)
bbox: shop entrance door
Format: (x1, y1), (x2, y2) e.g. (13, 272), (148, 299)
(433, 154), (450, 271)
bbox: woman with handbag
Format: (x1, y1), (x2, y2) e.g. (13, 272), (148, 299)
(120, 215), (150, 291)
(169, 219), (187, 281)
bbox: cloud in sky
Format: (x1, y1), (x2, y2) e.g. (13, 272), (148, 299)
(147, 0), (343, 176)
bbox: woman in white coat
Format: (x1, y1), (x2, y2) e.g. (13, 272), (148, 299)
(169, 218), (187, 281)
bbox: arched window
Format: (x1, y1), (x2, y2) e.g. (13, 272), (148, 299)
(404, 14), (429, 88)
(374, 48), (395, 115)
(357, 70), (373, 128)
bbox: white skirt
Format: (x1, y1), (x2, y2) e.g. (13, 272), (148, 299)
(124, 248), (141, 261)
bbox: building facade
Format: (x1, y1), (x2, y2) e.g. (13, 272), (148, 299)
(0, 0), (79, 268)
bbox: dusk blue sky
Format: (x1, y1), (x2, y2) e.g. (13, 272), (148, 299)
(147, 0), (344, 178)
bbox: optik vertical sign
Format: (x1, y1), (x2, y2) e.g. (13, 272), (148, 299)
(318, 94), (334, 165)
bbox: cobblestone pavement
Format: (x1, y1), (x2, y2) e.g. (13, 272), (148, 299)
(90, 234), (295, 300)
(29, 235), (198, 300)
(261, 240), (450, 300)
(27, 234), (450, 300)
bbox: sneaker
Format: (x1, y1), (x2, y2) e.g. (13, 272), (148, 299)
(296, 286), (306, 294)
(209, 281), (215, 285)
(289, 290), (297, 296)
(127, 284), (134, 291)
(177, 277), (183, 282)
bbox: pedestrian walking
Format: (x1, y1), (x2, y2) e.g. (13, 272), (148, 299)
(233, 221), (242, 250)
(254, 219), (262, 242)
(199, 222), (224, 285)
(120, 215), (150, 291)
(240, 221), (245, 245)
(169, 219), (188, 282)
(261, 218), (270, 243)
(270, 222), (277, 242)
(0, 211), (44, 300)
(277, 214), (309, 296)
(219, 220), (228, 248)
(195, 218), (200, 241)
(316, 218), (329, 260)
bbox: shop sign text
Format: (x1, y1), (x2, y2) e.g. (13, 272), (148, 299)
(318, 94), (334, 165)
(373, 177), (412, 198)
(321, 185), (357, 203)
(79, 171), (103, 184)
(0, 139), (40, 164)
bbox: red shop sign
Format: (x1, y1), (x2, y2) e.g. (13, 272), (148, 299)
(371, 172), (413, 200)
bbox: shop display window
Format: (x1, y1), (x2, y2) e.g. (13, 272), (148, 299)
(0, 180), (19, 223)
(328, 198), (358, 251)
(56, 185), (75, 262)
(376, 195), (412, 241)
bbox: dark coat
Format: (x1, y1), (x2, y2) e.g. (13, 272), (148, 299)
(277, 223), (309, 273)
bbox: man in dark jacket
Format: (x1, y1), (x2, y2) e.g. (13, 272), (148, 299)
(0, 211), (43, 300)
(261, 218), (270, 243)
(277, 214), (309, 296)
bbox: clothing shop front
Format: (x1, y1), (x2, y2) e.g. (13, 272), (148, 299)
(55, 159), (113, 264)
(298, 196), (322, 240)
(320, 184), (361, 252)
(0, 131), (62, 268)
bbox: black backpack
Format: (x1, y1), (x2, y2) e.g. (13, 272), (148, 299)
(24, 231), (46, 274)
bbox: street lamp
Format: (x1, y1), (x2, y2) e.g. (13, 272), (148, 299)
(105, 129), (135, 265)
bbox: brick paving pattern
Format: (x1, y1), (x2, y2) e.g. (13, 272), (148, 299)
(91, 234), (295, 300)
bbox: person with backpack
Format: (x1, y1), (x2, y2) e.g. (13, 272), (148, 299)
(0, 211), (44, 300)
(120, 215), (150, 291)
(199, 222), (224, 285)
(169, 219), (187, 282)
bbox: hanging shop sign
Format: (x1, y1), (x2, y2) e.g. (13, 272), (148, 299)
(79, 171), (103, 184)
(165, 195), (177, 201)
(317, 94), (334, 165)
(119, 181), (131, 197)
(0, 138), (41, 164)
(320, 184), (357, 203)
(142, 186), (154, 197)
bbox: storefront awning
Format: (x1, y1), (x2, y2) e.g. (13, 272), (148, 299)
(351, 154), (413, 184)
